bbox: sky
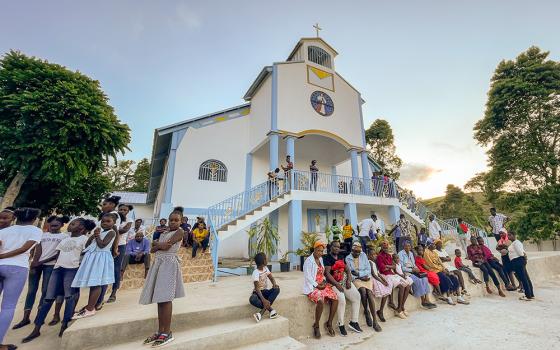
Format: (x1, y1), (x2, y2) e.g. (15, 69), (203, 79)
(2, 0), (559, 198)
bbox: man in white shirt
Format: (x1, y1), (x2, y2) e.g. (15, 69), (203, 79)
(428, 214), (442, 240)
(372, 213), (385, 237)
(488, 208), (508, 241)
(357, 215), (379, 253)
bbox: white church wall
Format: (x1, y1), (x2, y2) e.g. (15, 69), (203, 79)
(248, 75), (272, 152)
(277, 205), (289, 255)
(276, 62), (363, 148)
(172, 117), (249, 209)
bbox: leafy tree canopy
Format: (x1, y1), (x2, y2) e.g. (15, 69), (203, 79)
(0, 50), (130, 211)
(433, 184), (486, 226)
(104, 158), (151, 192)
(365, 119), (402, 179)
(473, 46), (560, 193)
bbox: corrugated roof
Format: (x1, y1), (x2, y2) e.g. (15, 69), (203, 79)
(112, 191), (148, 204)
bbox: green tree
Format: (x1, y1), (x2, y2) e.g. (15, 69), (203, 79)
(130, 158), (150, 192)
(434, 184), (485, 225)
(365, 119), (402, 179)
(0, 50), (130, 209)
(473, 46), (560, 192)
(104, 158), (151, 192)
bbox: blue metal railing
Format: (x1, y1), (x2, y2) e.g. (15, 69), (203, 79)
(207, 215), (220, 282)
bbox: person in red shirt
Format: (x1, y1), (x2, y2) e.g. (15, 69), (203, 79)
(454, 249), (482, 284)
(477, 237), (515, 291)
(414, 246), (441, 295)
(376, 242), (409, 319)
(467, 237), (505, 296)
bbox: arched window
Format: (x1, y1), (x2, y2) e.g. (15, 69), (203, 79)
(198, 159), (227, 182)
(308, 46), (332, 68)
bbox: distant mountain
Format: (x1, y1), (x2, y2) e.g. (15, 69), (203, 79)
(423, 192), (491, 211)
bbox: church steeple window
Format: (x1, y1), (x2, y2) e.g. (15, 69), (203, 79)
(308, 46), (332, 69)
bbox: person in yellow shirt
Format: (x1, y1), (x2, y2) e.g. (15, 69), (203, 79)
(192, 222), (209, 258)
(423, 239), (466, 305)
(342, 219), (355, 253)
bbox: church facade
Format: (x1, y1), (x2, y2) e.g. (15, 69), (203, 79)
(147, 37), (422, 264)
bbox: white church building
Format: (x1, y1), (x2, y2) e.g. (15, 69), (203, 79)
(147, 36), (426, 266)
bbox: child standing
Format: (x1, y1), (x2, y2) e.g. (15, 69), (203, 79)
(13, 215), (69, 330)
(22, 218), (96, 342)
(367, 250), (392, 322)
(454, 249), (482, 284)
(250, 253), (280, 323)
(140, 212), (185, 348)
(417, 227), (428, 247)
(71, 213), (117, 319)
(0, 207), (43, 350)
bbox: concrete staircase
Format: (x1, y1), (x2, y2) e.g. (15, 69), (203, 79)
(120, 248), (214, 290)
(217, 193), (292, 241)
(96, 317), (304, 350)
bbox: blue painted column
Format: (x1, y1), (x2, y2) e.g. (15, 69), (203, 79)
(269, 210), (279, 262)
(288, 200), (303, 266)
(344, 203), (358, 228)
(360, 151), (371, 195)
(161, 128), (187, 219)
(269, 133), (279, 171)
(388, 205), (401, 226)
(349, 149), (359, 194)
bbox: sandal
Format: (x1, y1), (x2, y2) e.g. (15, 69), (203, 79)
(143, 333), (160, 345)
(313, 325), (321, 339)
(324, 322), (335, 337)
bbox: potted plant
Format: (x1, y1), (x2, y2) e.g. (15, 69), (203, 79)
(278, 250), (293, 272)
(296, 232), (320, 271)
(247, 218), (280, 272)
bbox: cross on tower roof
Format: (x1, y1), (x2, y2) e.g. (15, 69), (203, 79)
(313, 23), (322, 38)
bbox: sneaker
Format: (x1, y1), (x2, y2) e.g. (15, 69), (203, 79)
(446, 297), (456, 305)
(107, 295), (117, 303)
(519, 296), (532, 301)
(428, 303), (438, 309)
(269, 309), (278, 319)
(348, 321), (362, 333)
(72, 308), (96, 320)
(338, 324), (348, 336)
(457, 296), (470, 305)
(152, 333), (174, 348)
(253, 312), (262, 323)
(143, 333), (160, 345)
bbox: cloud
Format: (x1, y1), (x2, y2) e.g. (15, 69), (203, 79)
(174, 3), (201, 28)
(431, 142), (476, 154)
(399, 163), (442, 185)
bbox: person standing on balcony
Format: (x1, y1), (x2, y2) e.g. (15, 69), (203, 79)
(267, 168), (280, 199)
(357, 215), (377, 253)
(488, 207), (509, 241)
(310, 160), (319, 191)
(281, 155), (293, 190)
(428, 215), (442, 240)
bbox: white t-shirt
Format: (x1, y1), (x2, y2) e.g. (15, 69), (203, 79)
(54, 235), (88, 269)
(436, 249), (457, 271)
(508, 240), (525, 260)
(0, 225), (43, 268)
(39, 232), (69, 266)
(358, 218), (376, 237)
(118, 218), (134, 246)
(252, 266), (270, 291)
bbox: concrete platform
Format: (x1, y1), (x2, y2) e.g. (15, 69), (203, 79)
(5, 252), (560, 350)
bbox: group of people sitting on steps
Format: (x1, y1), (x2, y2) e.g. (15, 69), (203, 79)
(248, 209), (535, 340)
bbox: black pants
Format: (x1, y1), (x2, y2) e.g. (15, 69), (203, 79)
(475, 261), (500, 287)
(249, 288), (280, 309)
(344, 238), (353, 254)
(510, 257), (534, 298)
(192, 236), (209, 258)
(488, 259), (510, 285)
(121, 254), (151, 272)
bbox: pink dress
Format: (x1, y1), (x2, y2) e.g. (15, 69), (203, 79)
(307, 265), (338, 303)
(369, 260), (393, 297)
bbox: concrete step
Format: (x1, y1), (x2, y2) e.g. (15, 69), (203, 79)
(232, 336), (306, 350)
(93, 316), (290, 350)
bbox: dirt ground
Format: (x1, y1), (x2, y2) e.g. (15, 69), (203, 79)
(305, 278), (560, 350)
